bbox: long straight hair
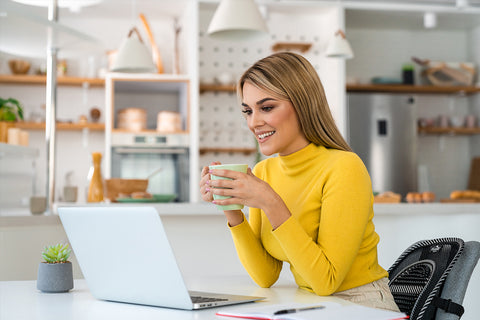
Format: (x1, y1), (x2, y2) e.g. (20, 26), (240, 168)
(238, 52), (352, 152)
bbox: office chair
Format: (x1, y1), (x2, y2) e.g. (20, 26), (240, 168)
(387, 238), (480, 320)
(435, 241), (480, 320)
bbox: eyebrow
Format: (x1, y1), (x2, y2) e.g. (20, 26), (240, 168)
(241, 97), (276, 107)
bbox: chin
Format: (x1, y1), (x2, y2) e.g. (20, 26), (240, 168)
(258, 145), (275, 157)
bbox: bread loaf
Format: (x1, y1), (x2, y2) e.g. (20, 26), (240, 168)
(450, 190), (480, 200)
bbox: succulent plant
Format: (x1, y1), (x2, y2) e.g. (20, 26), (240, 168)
(41, 243), (71, 264)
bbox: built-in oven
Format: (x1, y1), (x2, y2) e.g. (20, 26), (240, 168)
(110, 132), (189, 202)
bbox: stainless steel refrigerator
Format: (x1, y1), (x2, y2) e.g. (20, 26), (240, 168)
(347, 93), (417, 196)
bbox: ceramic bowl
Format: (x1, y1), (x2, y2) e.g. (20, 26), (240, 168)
(9, 59), (31, 75)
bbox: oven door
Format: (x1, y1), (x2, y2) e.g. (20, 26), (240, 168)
(111, 147), (189, 202)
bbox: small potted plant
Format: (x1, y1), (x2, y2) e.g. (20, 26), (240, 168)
(37, 243), (74, 293)
(0, 97), (24, 143)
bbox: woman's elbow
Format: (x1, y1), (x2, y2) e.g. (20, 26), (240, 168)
(252, 276), (277, 288)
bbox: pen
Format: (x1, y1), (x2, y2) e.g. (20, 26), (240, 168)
(273, 305), (325, 315)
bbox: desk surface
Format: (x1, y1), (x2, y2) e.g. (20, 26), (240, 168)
(0, 276), (349, 320)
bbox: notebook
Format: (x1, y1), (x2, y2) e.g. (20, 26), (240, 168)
(58, 206), (264, 310)
(216, 302), (408, 320)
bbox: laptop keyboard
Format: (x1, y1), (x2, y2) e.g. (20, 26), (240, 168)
(191, 295), (229, 303)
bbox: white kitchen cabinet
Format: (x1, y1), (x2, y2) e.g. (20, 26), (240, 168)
(104, 73), (193, 202)
(0, 143), (38, 213)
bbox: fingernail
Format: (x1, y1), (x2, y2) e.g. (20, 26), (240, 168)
(206, 188), (210, 192)
(212, 201), (217, 204)
(206, 180), (210, 185)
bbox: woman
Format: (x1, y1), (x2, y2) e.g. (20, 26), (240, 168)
(199, 52), (399, 311)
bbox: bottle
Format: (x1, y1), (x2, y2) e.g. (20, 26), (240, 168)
(87, 152), (104, 202)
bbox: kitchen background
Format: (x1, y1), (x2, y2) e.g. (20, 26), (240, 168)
(0, 0), (479, 209)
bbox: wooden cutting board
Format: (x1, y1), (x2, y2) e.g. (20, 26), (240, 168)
(440, 198), (479, 203)
(468, 157), (480, 191)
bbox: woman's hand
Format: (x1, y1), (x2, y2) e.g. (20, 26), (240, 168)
(207, 167), (291, 229)
(199, 161), (221, 202)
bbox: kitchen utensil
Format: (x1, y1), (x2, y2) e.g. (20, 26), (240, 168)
(117, 108), (147, 131)
(139, 13), (163, 73)
(105, 178), (148, 201)
(157, 111), (182, 133)
(8, 59), (30, 74)
(412, 57), (475, 86)
(116, 194), (176, 203)
(468, 157), (480, 191)
(146, 167), (163, 180)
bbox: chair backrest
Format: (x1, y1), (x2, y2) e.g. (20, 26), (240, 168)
(387, 238), (476, 320)
(435, 241), (480, 320)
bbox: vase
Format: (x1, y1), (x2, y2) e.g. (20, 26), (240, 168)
(87, 152), (104, 202)
(37, 262), (74, 293)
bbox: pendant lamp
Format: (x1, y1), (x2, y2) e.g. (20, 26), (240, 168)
(207, 0), (268, 41)
(325, 30), (354, 59)
(11, 0), (102, 11)
(110, 27), (156, 73)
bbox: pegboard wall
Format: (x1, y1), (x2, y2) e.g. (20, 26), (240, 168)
(198, 5), (337, 173)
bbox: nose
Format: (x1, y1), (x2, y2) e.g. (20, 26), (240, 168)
(247, 110), (264, 129)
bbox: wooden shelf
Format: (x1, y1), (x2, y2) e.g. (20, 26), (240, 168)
(199, 147), (257, 155)
(111, 128), (189, 134)
(0, 74), (105, 87)
(199, 84), (236, 94)
(347, 84), (480, 94)
(418, 127), (480, 135)
(200, 83), (480, 95)
(15, 122), (105, 131)
(272, 42), (312, 53)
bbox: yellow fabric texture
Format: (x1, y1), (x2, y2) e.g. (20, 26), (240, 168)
(229, 143), (388, 295)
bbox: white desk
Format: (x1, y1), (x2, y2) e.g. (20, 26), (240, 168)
(0, 276), (349, 320)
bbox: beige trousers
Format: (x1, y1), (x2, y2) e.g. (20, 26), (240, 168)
(332, 277), (401, 312)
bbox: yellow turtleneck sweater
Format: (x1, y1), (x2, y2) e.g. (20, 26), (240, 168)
(229, 143), (387, 295)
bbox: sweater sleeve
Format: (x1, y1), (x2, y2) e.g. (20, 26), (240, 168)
(229, 208), (283, 287)
(272, 153), (374, 295)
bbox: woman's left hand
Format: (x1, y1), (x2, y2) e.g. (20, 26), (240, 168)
(207, 168), (279, 212)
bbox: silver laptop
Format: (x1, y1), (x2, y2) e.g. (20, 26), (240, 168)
(58, 206), (264, 310)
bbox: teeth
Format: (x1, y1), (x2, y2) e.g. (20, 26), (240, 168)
(258, 131), (275, 139)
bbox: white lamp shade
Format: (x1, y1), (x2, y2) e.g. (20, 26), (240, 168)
(11, 0), (102, 8)
(325, 30), (354, 59)
(111, 30), (156, 73)
(207, 0), (268, 41)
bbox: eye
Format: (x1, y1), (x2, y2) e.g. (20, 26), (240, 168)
(261, 105), (274, 112)
(242, 109), (252, 115)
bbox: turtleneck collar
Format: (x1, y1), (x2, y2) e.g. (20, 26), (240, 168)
(277, 143), (325, 171)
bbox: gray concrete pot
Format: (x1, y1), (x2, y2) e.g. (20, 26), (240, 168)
(37, 262), (74, 293)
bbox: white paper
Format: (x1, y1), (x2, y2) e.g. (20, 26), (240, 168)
(216, 302), (407, 320)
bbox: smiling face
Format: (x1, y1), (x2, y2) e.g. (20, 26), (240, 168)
(241, 82), (309, 157)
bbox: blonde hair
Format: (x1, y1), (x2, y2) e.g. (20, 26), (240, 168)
(238, 52), (352, 152)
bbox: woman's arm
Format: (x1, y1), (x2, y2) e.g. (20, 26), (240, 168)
(229, 208), (283, 287)
(200, 163), (283, 286)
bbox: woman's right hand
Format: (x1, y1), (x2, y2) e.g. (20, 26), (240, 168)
(199, 161), (221, 202)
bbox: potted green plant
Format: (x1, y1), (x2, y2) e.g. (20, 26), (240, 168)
(0, 97), (24, 143)
(37, 243), (74, 293)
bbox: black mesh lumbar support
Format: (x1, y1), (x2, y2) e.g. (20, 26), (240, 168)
(388, 238), (464, 320)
